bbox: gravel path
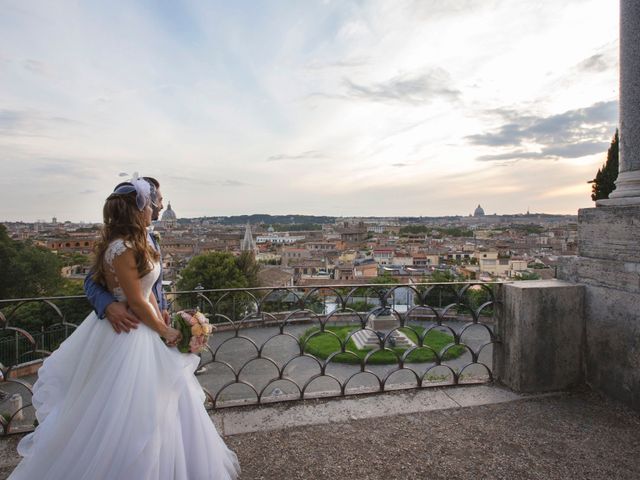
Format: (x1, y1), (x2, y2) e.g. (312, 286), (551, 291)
(2, 390), (638, 480)
(225, 390), (640, 480)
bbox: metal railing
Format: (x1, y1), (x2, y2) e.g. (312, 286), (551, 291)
(0, 282), (501, 435)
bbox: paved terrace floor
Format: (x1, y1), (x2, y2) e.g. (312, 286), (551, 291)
(1, 386), (639, 479)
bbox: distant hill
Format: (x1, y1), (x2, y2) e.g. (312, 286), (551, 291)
(194, 214), (336, 225)
(177, 212), (576, 226)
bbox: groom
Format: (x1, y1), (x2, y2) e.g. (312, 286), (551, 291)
(84, 176), (170, 333)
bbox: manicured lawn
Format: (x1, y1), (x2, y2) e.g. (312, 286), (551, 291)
(300, 325), (466, 364)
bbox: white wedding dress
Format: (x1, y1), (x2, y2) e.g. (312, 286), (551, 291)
(10, 240), (240, 480)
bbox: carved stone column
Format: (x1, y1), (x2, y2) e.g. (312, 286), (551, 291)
(556, 1), (640, 412)
(598, 0), (640, 205)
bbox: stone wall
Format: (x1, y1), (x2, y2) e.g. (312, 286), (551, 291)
(558, 205), (640, 411)
(577, 207), (640, 263)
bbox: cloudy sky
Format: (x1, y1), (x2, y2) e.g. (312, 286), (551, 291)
(1, 0), (619, 222)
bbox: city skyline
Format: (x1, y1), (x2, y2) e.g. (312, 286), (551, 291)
(2, 207), (577, 226)
(1, 0), (619, 222)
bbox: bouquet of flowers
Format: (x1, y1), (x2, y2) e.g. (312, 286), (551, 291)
(171, 309), (215, 354)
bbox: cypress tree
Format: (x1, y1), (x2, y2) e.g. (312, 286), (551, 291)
(590, 129), (619, 201)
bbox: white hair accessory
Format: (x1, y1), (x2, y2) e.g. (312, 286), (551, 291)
(111, 171), (152, 211)
(130, 172), (152, 210)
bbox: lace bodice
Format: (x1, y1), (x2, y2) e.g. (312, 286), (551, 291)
(104, 239), (160, 302)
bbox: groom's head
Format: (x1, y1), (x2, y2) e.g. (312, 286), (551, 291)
(143, 177), (163, 221)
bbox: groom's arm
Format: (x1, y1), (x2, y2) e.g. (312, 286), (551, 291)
(84, 272), (140, 333)
(156, 276), (171, 325)
(83, 272), (116, 318)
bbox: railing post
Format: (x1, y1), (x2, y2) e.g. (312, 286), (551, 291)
(494, 280), (585, 392)
(194, 283), (204, 312)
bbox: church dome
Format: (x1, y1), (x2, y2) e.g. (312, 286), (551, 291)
(473, 204), (485, 217)
(162, 202), (177, 221)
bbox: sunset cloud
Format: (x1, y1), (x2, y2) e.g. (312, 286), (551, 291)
(0, 0), (619, 221)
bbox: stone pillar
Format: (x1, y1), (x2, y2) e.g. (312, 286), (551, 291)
(564, 0), (640, 412)
(557, 205), (640, 411)
(598, 0), (640, 205)
(494, 280), (584, 393)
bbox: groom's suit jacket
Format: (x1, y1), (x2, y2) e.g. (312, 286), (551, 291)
(84, 231), (168, 318)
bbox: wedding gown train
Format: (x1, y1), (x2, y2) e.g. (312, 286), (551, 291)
(9, 240), (240, 479)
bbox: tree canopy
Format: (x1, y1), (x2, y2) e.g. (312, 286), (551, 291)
(177, 251), (260, 293)
(590, 129), (619, 201)
(176, 251), (261, 319)
(399, 225), (473, 237)
(271, 223), (322, 232)
(0, 224), (63, 299)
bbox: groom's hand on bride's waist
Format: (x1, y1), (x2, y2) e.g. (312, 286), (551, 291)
(105, 302), (141, 334)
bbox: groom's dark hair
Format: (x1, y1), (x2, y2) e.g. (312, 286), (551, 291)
(143, 177), (160, 188)
(112, 178), (159, 191)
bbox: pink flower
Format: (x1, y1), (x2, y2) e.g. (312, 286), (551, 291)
(189, 335), (207, 353)
(180, 311), (196, 325)
(193, 311), (208, 324)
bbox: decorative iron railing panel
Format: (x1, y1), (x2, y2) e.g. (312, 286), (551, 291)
(0, 282), (501, 436)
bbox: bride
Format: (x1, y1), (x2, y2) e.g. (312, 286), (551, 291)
(9, 178), (240, 479)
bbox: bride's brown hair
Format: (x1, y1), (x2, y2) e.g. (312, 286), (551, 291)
(92, 189), (159, 286)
